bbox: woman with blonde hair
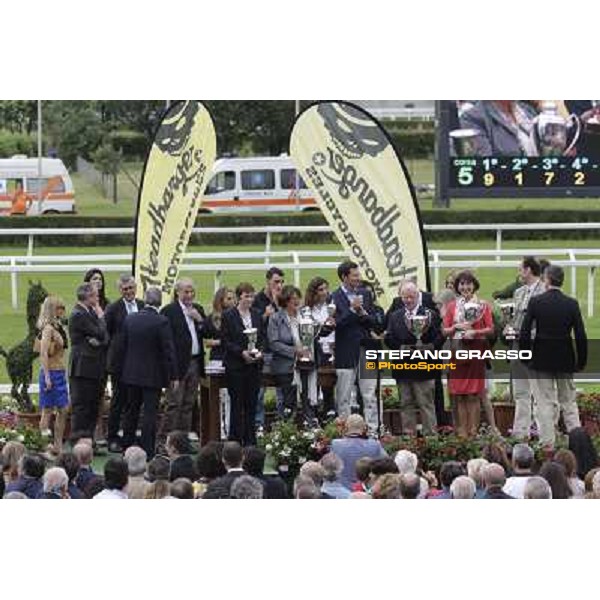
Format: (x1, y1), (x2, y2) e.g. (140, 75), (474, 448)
(2, 441), (26, 486)
(35, 295), (69, 454)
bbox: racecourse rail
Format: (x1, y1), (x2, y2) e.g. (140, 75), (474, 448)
(0, 224), (599, 316)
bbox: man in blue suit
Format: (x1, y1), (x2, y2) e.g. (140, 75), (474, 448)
(331, 261), (379, 434)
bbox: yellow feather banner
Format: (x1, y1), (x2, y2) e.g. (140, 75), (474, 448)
(133, 101), (216, 303)
(290, 101), (429, 309)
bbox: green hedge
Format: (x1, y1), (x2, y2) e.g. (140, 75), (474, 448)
(388, 129), (435, 158)
(1, 211), (599, 246)
(0, 129), (37, 158)
(108, 130), (149, 159)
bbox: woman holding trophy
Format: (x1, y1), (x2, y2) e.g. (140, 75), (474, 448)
(442, 271), (494, 438)
(221, 282), (264, 446)
(303, 277), (336, 415)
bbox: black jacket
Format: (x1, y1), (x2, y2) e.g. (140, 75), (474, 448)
(104, 298), (145, 374)
(482, 487), (514, 499)
(120, 307), (178, 389)
(161, 301), (206, 378)
(68, 303), (109, 380)
(520, 288), (587, 373)
(221, 307), (265, 373)
(385, 291), (438, 328)
(203, 470), (246, 499)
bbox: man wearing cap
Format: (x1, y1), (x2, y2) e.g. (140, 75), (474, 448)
(331, 415), (387, 490)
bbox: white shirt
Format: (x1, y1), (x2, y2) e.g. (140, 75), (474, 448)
(502, 475), (531, 499)
(93, 488), (128, 499)
(123, 298), (139, 315)
(179, 300), (200, 356)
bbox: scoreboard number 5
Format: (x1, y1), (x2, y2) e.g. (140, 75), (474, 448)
(458, 166), (473, 186)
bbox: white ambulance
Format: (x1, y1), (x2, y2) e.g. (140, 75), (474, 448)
(201, 155), (318, 213)
(0, 155), (76, 216)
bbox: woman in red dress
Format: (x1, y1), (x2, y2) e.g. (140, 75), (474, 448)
(442, 271), (494, 437)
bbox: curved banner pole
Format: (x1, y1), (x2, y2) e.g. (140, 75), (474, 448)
(290, 101), (429, 309)
(133, 101), (216, 304)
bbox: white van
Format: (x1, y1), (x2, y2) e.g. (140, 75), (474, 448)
(0, 155), (76, 216)
(201, 155), (318, 213)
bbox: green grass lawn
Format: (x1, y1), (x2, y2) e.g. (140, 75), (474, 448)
(1, 237), (599, 384)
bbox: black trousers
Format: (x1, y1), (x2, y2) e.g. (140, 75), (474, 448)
(227, 367), (260, 447)
(123, 385), (160, 458)
(107, 374), (128, 442)
(273, 372), (297, 415)
(69, 376), (103, 440)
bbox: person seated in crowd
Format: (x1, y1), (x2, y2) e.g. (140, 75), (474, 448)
(166, 431), (196, 482)
(3, 491), (28, 499)
(6, 453), (45, 499)
(194, 441), (226, 498)
(40, 467), (69, 499)
(56, 452), (84, 499)
(502, 443), (534, 499)
(299, 461), (332, 499)
(428, 461), (464, 499)
(351, 457), (373, 493)
(371, 473), (401, 499)
(394, 449), (430, 499)
(83, 476), (105, 499)
(243, 446), (288, 499)
(144, 455), (171, 500)
(568, 427), (599, 481)
(368, 457), (399, 491)
(482, 464), (513, 499)
(230, 475), (264, 499)
(523, 476), (552, 499)
(170, 478), (195, 499)
(331, 414), (387, 490)
(584, 467), (600, 498)
(124, 446), (148, 499)
(320, 453), (351, 499)
(2, 441), (26, 487)
(590, 471), (600, 499)
(203, 441), (246, 499)
(481, 441), (512, 476)
(293, 476), (321, 499)
(94, 457), (129, 499)
(73, 439), (96, 492)
(539, 461), (572, 500)
(467, 458), (489, 499)
(449, 476), (476, 499)
(553, 449), (585, 498)
(399, 473), (421, 499)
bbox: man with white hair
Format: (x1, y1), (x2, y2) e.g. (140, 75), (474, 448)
(331, 414), (387, 490)
(523, 476), (552, 499)
(73, 439), (95, 492)
(503, 443), (534, 499)
(124, 445), (148, 499)
(40, 467), (69, 499)
(482, 463), (513, 499)
(230, 475), (264, 499)
(161, 278), (207, 441)
(384, 280), (443, 435)
(394, 449), (429, 498)
(467, 458), (489, 498)
(449, 475), (476, 499)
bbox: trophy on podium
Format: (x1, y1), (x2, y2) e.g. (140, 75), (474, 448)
(496, 300), (517, 340)
(531, 101), (581, 156)
(243, 327), (260, 358)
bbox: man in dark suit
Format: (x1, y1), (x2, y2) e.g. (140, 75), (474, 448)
(384, 281), (444, 435)
(103, 274), (145, 452)
(385, 282), (438, 328)
(520, 265), (587, 449)
(202, 441), (246, 499)
(120, 287), (179, 458)
(331, 261), (378, 434)
(68, 282), (109, 441)
(160, 278), (206, 439)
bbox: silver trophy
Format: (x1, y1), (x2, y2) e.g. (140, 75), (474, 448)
(496, 300), (517, 340)
(298, 307), (318, 363)
(326, 302), (336, 319)
(243, 327), (259, 357)
(450, 128), (481, 156)
(455, 300), (483, 340)
(532, 101), (581, 156)
(405, 310), (431, 347)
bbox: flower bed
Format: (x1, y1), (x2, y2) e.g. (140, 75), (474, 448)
(0, 424), (45, 452)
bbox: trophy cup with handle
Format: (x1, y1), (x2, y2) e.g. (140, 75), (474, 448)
(243, 327), (260, 358)
(450, 128), (482, 156)
(298, 307), (318, 363)
(405, 310), (431, 347)
(455, 300), (483, 340)
(323, 302), (336, 363)
(496, 300), (517, 340)
(531, 101), (581, 156)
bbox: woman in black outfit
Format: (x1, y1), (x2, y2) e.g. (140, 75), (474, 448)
(221, 282), (265, 446)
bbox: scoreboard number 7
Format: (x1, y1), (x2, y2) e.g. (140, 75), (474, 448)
(544, 171), (555, 185)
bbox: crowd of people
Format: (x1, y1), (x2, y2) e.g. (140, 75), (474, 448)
(2, 413), (599, 499)
(0, 253), (593, 499)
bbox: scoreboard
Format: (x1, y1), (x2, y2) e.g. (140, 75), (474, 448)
(451, 156), (600, 190)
